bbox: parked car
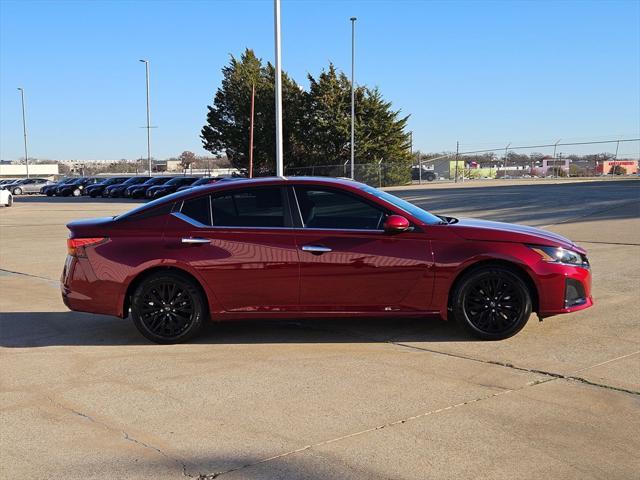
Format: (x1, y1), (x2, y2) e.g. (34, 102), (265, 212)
(7, 178), (54, 195)
(0, 189), (12, 207)
(175, 176), (238, 192)
(57, 177), (101, 197)
(126, 176), (175, 199)
(62, 176), (592, 344)
(104, 176), (151, 198)
(85, 177), (130, 198)
(146, 176), (198, 199)
(42, 177), (77, 196)
(0, 179), (23, 190)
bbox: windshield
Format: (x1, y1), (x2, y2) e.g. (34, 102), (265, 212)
(122, 177), (149, 185)
(143, 177), (172, 186)
(99, 177), (127, 186)
(191, 177), (212, 186)
(166, 177), (196, 186)
(361, 185), (444, 225)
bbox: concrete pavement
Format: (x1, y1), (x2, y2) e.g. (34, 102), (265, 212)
(1, 179), (638, 479)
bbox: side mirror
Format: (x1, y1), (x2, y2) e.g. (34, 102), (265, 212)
(383, 215), (410, 234)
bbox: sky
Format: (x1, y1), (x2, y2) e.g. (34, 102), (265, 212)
(1, 0), (639, 161)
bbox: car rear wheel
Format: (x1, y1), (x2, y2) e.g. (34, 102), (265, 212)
(12, 187), (22, 195)
(131, 272), (206, 344)
(452, 266), (532, 340)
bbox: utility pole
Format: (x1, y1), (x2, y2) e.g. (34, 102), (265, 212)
(552, 139), (561, 179)
(274, 0), (284, 177)
(17, 88), (29, 178)
(454, 141), (459, 183)
(139, 60), (152, 174)
(249, 83), (255, 178)
(504, 143), (511, 179)
(350, 16), (357, 179)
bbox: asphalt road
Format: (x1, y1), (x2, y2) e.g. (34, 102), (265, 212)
(1, 179), (639, 479)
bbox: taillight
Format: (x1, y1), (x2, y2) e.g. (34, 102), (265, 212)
(67, 237), (107, 257)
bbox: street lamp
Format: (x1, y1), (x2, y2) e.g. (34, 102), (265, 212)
(274, 0), (284, 177)
(350, 16), (357, 179)
(139, 59), (152, 174)
(17, 88), (29, 178)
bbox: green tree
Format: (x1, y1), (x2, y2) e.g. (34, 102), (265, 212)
(302, 64), (412, 183)
(202, 51), (412, 184)
(201, 49), (304, 174)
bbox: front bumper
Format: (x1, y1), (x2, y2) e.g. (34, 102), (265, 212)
(535, 262), (593, 317)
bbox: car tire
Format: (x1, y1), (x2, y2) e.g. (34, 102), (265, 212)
(426, 174), (435, 182)
(72, 188), (81, 197)
(131, 272), (206, 344)
(12, 187), (22, 195)
(451, 266), (532, 340)
(46, 190), (53, 197)
(6, 195), (13, 207)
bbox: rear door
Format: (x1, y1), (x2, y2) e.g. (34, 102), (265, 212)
(165, 186), (300, 312)
(291, 185), (434, 313)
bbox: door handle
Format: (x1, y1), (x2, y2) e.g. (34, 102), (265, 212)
(301, 245), (332, 254)
(181, 237), (210, 245)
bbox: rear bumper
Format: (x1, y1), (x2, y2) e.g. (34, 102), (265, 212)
(61, 255), (124, 317)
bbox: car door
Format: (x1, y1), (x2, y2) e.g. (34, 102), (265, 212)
(164, 186), (300, 313)
(291, 185), (434, 313)
(27, 179), (46, 193)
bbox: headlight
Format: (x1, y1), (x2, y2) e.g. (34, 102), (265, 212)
(530, 245), (589, 268)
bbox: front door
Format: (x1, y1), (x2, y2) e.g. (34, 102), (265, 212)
(291, 186), (434, 313)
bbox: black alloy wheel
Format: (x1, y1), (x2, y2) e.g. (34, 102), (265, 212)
(452, 267), (532, 340)
(131, 272), (206, 344)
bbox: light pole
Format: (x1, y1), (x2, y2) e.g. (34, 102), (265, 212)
(139, 59), (152, 174)
(274, 0), (284, 177)
(350, 16), (357, 179)
(17, 88), (29, 178)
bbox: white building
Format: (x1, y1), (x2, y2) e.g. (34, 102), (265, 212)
(0, 164), (59, 179)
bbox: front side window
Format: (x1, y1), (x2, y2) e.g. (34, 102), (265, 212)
(212, 187), (285, 227)
(294, 186), (386, 230)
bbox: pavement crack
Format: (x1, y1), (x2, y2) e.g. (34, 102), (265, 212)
(0, 268), (58, 284)
(45, 395), (191, 475)
(389, 342), (640, 396)
(203, 377), (553, 479)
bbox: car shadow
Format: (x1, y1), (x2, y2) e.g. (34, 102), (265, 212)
(0, 311), (474, 347)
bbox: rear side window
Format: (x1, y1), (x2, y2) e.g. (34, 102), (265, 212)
(212, 187), (285, 227)
(181, 196), (211, 226)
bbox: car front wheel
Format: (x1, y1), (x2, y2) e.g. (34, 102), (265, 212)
(131, 272), (206, 344)
(12, 187), (22, 195)
(452, 266), (532, 340)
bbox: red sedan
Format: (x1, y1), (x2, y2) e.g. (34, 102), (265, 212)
(62, 177), (592, 343)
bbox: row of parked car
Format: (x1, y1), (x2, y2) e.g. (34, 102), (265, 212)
(0, 175), (239, 199)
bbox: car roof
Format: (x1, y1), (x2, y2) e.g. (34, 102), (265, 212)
(118, 176), (370, 220)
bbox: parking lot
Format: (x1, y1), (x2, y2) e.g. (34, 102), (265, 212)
(1, 179), (639, 479)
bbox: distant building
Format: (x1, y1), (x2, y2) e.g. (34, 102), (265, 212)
(0, 164), (59, 179)
(596, 160), (638, 175)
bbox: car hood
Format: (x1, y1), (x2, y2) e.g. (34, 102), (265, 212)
(449, 218), (581, 251)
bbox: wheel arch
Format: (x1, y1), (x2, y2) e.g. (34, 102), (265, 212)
(122, 265), (211, 319)
(445, 259), (540, 320)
